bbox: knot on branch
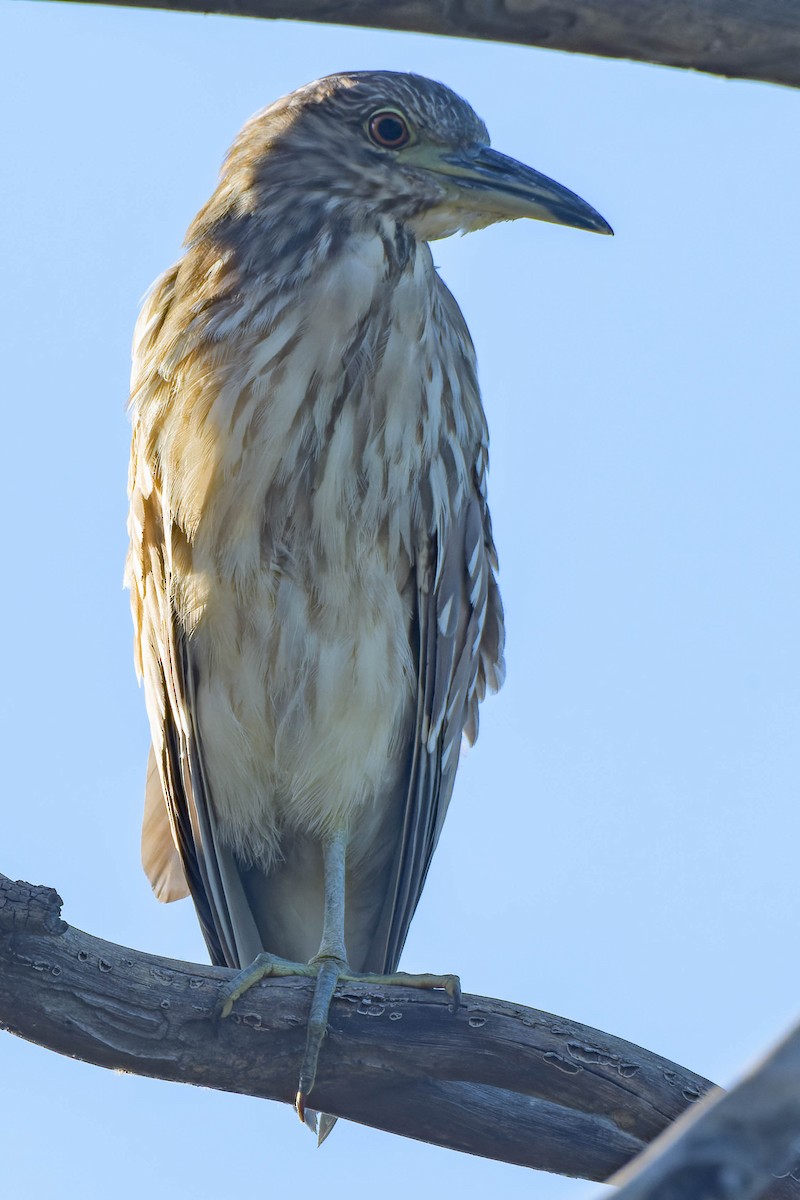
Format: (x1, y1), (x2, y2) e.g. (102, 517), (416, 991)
(0, 874), (67, 936)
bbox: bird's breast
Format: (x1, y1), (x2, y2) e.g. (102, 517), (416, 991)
(145, 232), (482, 863)
(189, 543), (416, 866)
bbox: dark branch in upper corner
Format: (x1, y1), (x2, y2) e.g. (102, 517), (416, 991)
(55, 0), (800, 89)
(0, 871), (798, 1195)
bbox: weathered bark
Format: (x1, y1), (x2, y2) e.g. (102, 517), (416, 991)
(612, 1020), (800, 1200)
(0, 872), (798, 1193)
(56, 1), (800, 89)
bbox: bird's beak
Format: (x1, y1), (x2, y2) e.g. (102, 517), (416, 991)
(411, 143), (613, 236)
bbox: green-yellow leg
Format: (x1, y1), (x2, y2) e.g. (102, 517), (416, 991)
(215, 829), (461, 1132)
(295, 829), (350, 1125)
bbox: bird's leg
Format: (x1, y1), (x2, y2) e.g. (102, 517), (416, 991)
(296, 828), (349, 1122)
(295, 829), (462, 1121)
(214, 834), (350, 1030)
(216, 826), (461, 1127)
(314, 827), (349, 966)
(212, 829), (353, 1128)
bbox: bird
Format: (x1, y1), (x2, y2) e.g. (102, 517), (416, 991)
(126, 69), (611, 1130)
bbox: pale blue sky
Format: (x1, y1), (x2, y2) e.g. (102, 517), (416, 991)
(2, 4), (799, 1198)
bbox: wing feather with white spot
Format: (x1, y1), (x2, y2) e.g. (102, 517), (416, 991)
(372, 451), (505, 974)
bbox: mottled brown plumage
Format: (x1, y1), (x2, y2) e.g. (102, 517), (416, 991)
(126, 70), (610, 1122)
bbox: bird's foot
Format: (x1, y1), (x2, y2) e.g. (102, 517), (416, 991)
(352, 968), (461, 1010)
(215, 952), (459, 1129)
(213, 951), (348, 1129)
(213, 951), (316, 1020)
(295, 960), (461, 1125)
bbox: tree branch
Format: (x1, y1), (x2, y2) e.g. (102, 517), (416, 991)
(57, 0), (800, 90)
(610, 1020), (800, 1200)
(0, 872), (797, 1191)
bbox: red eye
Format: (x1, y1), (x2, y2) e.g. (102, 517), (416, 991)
(368, 111), (411, 149)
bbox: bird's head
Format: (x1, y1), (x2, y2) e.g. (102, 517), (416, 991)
(200, 71), (612, 246)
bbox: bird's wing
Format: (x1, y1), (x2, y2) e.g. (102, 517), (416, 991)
(141, 745), (189, 903)
(131, 454), (264, 969)
(372, 466), (505, 974)
(127, 269), (262, 970)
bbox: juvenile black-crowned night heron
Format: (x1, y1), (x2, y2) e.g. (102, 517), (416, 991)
(126, 70), (611, 1130)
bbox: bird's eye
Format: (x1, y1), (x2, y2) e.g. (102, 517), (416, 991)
(367, 111), (411, 149)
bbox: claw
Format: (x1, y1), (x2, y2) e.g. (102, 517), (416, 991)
(296, 1091), (321, 1136)
(216, 994), (234, 1020)
(446, 974), (462, 1012)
